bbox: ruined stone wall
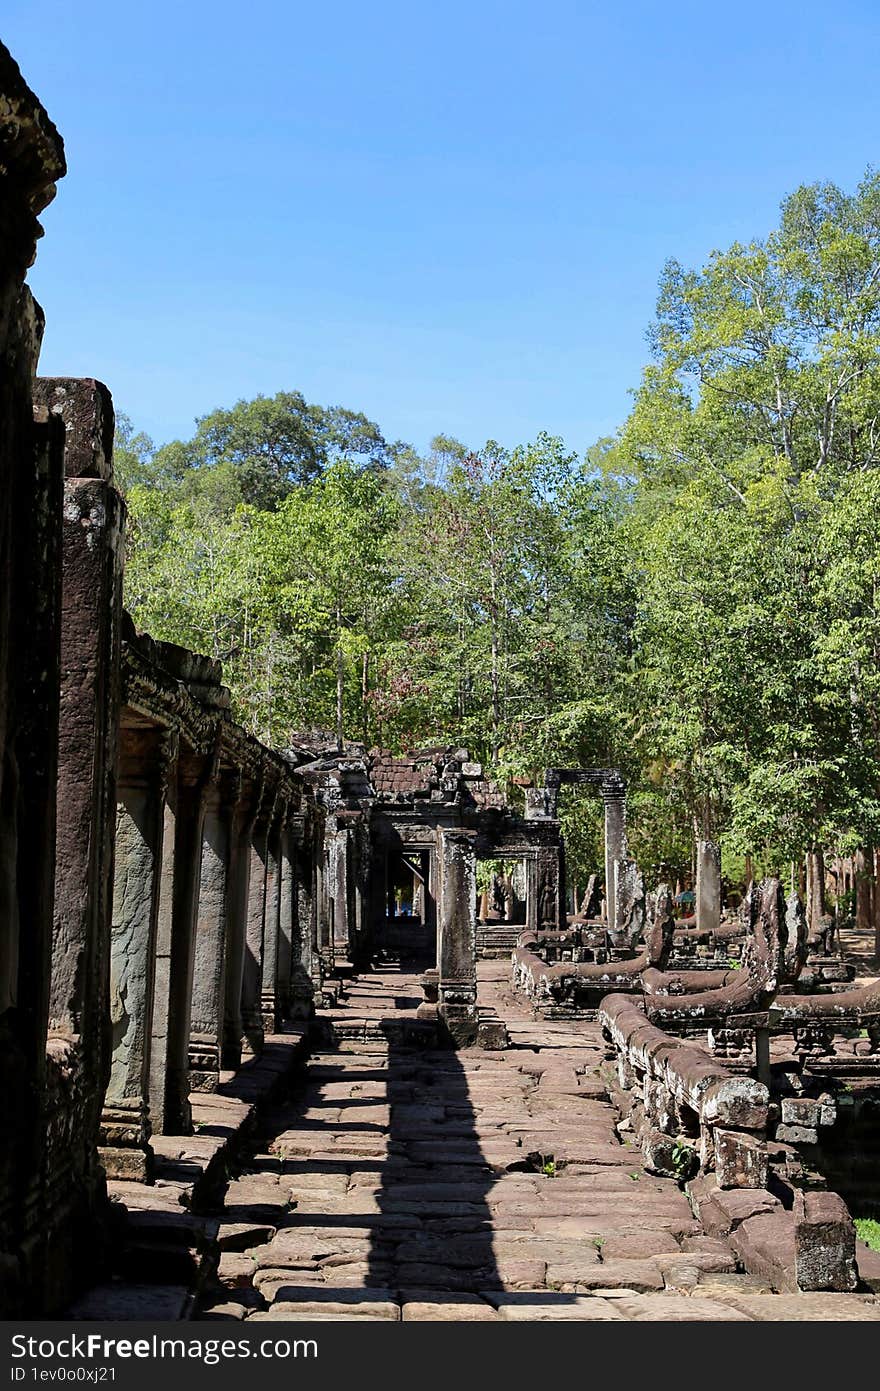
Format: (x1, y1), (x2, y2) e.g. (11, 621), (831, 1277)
(0, 43), (70, 1317)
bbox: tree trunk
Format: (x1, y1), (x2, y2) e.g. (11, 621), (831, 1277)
(336, 604), (344, 749)
(856, 847), (874, 941)
(874, 847), (880, 963)
(806, 848), (825, 934)
(490, 622), (500, 760)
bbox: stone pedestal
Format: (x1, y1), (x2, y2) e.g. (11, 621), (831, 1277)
(436, 828), (478, 1047)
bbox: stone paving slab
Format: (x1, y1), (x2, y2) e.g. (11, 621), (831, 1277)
(187, 963), (880, 1323)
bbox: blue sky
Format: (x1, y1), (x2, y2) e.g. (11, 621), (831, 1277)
(6, 1), (880, 455)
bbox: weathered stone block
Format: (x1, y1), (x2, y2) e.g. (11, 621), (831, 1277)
(794, 1190), (858, 1293)
(714, 1129), (769, 1190)
(776, 1123), (819, 1145)
(784, 1096), (828, 1129)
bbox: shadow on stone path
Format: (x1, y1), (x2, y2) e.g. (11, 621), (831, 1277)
(197, 962), (880, 1321)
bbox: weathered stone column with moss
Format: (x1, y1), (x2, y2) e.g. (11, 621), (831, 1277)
(436, 827), (478, 1046)
(189, 766), (242, 1091)
(100, 726), (176, 1178)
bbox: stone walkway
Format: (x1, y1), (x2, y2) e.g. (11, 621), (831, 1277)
(200, 962), (880, 1321)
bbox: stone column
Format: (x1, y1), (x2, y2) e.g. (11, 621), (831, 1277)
(331, 824), (353, 959)
(149, 743), (216, 1135)
(525, 856), (538, 934)
(316, 840), (334, 975)
(100, 726), (175, 1179)
(536, 846), (563, 930)
(696, 839), (722, 935)
(2, 386), (65, 1311)
(41, 378), (125, 1211)
(423, 849), (436, 939)
(276, 822), (295, 1024)
(611, 858), (645, 952)
(241, 790), (273, 1056)
(286, 819), (315, 1020)
(260, 808), (283, 1036)
(436, 827), (478, 1047)
(0, 68), (66, 1318)
(221, 779), (259, 1069)
(189, 766), (241, 1092)
(602, 786), (628, 932)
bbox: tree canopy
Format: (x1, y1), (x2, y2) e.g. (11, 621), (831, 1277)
(119, 168), (880, 884)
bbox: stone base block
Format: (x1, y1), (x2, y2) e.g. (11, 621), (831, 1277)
(715, 1128), (769, 1189)
(438, 1004), (479, 1048)
(189, 1070), (220, 1093)
(794, 1190), (858, 1292)
(477, 1017), (508, 1049)
(776, 1123), (820, 1145)
(99, 1145), (153, 1182)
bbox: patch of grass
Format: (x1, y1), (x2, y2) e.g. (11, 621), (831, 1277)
(855, 1218), (880, 1252)
(541, 1159), (557, 1178)
(628, 1172), (641, 1181)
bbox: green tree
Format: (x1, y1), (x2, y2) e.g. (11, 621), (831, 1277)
(150, 391), (393, 511)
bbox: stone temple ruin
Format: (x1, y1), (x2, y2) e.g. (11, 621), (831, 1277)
(2, 44), (880, 1322)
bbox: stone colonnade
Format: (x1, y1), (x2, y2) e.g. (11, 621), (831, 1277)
(99, 629), (326, 1181)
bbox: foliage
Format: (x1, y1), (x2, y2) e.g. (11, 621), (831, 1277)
(854, 1218), (880, 1252)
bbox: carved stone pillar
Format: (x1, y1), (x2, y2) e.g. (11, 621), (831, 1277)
(275, 822), (295, 1024)
(100, 726), (175, 1179)
(0, 340), (65, 1314)
(602, 787), (627, 932)
(611, 857), (645, 952)
(221, 778), (259, 1070)
(149, 742), (217, 1135)
(189, 766), (241, 1092)
(536, 846), (563, 931)
(241, 789), (273, 1056)
(260, 807), (283, 1036)
(436, 827), (478, 1047)
(331, 824), (354, 959)
(525, 855), (539, 934)
(316, 837), (334, 975)
(42, 378), (124, 1227)
(295, 822), (322, 1007)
